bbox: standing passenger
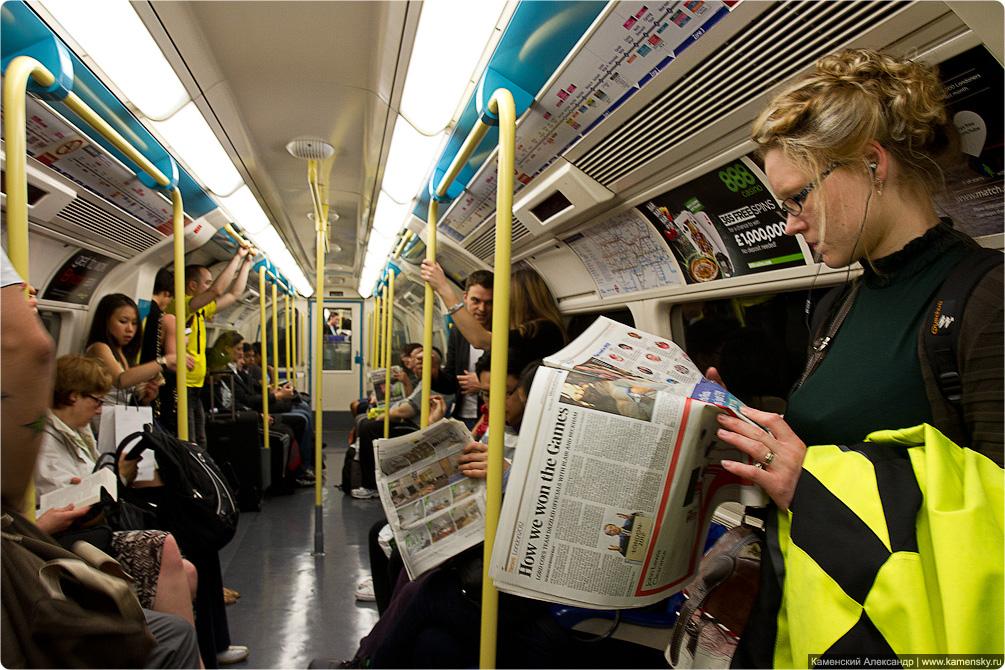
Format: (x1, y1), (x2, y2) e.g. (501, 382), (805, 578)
(139, 268), (186, 429)
(713, 48), (1003, 665)
(168, 247), (252, 448)
(440, 270), (493, 431)
(421, 263), (567, 358)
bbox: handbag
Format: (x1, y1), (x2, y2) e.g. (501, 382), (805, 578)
(667, 524), (763, 669)
(1, 506), (155, 668)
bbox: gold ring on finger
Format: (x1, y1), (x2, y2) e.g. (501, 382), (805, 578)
(754, 461), (764, 470)
(763, 451), (775, 466)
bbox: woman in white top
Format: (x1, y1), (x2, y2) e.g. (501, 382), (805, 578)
(35, 355), (200, 653)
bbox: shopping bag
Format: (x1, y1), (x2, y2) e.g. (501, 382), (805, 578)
(97, 405), (156, 481)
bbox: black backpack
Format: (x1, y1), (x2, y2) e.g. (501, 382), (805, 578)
(115, 430), (239, 551)
(340, 445), (362, 493)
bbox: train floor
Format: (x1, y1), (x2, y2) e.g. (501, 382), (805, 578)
(218, 430), (386, 669)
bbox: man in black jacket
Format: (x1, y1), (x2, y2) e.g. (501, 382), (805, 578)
(440, 270), (493, 430)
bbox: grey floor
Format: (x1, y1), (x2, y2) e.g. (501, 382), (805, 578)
(218, 429), (387, 669)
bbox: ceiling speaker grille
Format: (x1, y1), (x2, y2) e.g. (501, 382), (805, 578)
(577, 1), (910, 185)
(56, 197), (163, 253)
(464, 218), (532, 262)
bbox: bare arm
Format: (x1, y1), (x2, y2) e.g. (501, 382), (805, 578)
(213, 253), (253, 312)
(189, 247), (250, 312)
(388, 400), (416, 421)
(1, 283), (56, 507)
(420, 260), (492, 350)
(85, 342), (177, 389)
(159, 315), (195, 371)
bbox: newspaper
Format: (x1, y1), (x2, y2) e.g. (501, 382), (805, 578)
(374, 419), (487, 579)
(370, 366), (405, 405)
(488, 316), (767, 609)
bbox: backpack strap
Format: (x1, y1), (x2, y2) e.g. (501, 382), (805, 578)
(796, 280), (861, 391)
(922, 247), (1004, 409)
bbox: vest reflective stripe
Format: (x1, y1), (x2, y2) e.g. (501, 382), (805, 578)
(773, 424), (1004, 666)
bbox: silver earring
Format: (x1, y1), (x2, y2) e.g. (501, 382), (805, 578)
(875, 179), (884, 196)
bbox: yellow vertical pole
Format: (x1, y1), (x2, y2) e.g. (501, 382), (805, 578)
(259, 268), (270, 451)
(271, 281), (280, 388)
(291, 297), (299, 392)
(309, 156), (327, 553)
(285, 292), (292, 388)
(171, 189), (188, 444)
(367, 311), (373, 368)
(299, 310), (305, 390)
(383, 272), (395, 439)
(5, 57), (56, 522)
(420, 201), (438, 428)
(480, 89), (516, 669)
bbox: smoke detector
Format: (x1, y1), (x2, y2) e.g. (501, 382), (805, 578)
(286, 139), (335, 160)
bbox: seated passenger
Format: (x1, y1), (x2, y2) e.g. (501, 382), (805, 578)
(33, 355), (201, 644)
(1, 250), (201, 668)
(351, 347), (454, 499)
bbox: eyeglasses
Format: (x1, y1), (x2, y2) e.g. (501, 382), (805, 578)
(778, 163), (837, 217)
(480, 386), (518, 402)
(84, 393), (104, 405)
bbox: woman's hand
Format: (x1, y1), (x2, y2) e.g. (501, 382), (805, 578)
(704, 366), (725, 387)
(420, 259), (451, 295)
(35, 504), (92, 534)
(184, 354), (195, 371)
(717, 407), (806, 511)
(139, 380), (160, 404)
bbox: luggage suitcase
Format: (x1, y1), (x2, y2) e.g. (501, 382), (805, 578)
(206, 373), (267, 512)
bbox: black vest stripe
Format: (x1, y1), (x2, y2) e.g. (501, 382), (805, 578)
(817, 611), (901, 666)
(851, 443), (922, 554)
(790, 471), (890, 604)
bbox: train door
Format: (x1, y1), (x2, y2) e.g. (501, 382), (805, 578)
(310, 300), (363, 413)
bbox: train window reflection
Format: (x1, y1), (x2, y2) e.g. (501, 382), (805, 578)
(675, 291), (812, 413)
(322, 308), (352, 370)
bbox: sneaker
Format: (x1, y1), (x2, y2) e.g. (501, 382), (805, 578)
(350, 487), (379, 499)
(217, 645), (249, 664)
(354, 577), (376, 602)
(295, 477), (316, 488)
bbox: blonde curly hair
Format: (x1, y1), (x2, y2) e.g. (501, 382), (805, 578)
(753, 48), (955, 195)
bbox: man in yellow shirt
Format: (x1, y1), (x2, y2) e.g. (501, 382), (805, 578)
(168, 247), (251, 447)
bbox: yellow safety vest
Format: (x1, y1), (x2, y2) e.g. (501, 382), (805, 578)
(772, 424), (1003, 667)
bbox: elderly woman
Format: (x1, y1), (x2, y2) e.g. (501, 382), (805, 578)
(34, 354), (200, 648)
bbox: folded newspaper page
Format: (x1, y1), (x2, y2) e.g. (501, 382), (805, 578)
(370, 366), (405, 405)
(374, 419), (487, 579)
(489, 316), (767, 609)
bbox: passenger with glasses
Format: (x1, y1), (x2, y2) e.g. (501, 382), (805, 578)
(712, 49), (1003, 665)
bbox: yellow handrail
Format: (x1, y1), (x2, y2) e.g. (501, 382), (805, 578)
(292, 299), (299, 392)
(422, 88), (516, 669)
(383, 272), (395, 439)
(271, 281), (280, 389)
(285, 292), (293, 388)
(309, 159), (327, 549)
(259, 268), (270, 451)
(171, 189), (188, 441)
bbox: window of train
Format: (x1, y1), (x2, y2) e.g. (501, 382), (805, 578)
(38, 310), (62, 345)
(321, 307), (351, 370)
(566, 307), (635, 342)
(674, 291), (812, 414)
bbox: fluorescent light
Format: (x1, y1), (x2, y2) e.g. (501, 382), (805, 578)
(150, 102), (244, 196)
(222, 186), (271, 235)
(40, 0), (189, 120)
(372, 191), (409, 239)
(382, 123), (444, 203)
(399, 0), (507, 135)
(246, 225), (284, 255)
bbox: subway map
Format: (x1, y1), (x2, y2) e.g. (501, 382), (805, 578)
(564, 208), (683, 297)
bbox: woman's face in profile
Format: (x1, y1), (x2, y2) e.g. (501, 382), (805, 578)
(764, 148), (879, 269)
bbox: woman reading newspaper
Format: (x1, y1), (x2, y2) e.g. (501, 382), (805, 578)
(714, 49), (1003, 666)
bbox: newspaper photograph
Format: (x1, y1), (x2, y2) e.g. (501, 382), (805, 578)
(374, 419), (487, 579)
(370, 366), (405, 406)
(489, 317), (766, 609)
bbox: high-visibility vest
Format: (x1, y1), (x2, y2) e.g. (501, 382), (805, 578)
(772, 424), (1003, 667)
